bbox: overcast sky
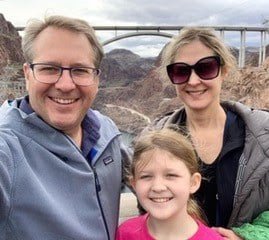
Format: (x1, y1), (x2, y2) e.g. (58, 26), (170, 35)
(1, 0), (269, 57)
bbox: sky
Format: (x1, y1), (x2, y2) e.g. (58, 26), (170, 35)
(1, 0), (269, 57)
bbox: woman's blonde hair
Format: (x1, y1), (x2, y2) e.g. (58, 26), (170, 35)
(131, 126), (204, 221)
(22, 15), (104, 68)
(161, 27), (236, 81)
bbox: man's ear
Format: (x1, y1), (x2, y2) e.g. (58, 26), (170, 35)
(190, 172), (201, 194)
(23, 63), (30, 91)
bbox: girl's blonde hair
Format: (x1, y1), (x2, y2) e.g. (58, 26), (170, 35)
(131, 126), (204, 221)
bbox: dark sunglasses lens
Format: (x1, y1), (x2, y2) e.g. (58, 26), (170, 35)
(167, 64), (191, 84)
(195, 57), (220, 80)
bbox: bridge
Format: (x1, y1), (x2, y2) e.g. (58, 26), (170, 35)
(15, 25), (269, 67)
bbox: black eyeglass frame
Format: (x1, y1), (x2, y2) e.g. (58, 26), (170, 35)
(29, 63), (101, 86)
(166, 56), (223, 85)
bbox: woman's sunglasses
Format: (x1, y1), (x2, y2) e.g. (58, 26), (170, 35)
(166, 56), (222, 84)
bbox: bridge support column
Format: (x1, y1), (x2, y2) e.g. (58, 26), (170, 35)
(239, 30), (246, 68)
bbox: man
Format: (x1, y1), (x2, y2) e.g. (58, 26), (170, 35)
(0, 15), (130, 240)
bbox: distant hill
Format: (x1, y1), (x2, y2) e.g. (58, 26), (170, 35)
(100, 49), (155, 87)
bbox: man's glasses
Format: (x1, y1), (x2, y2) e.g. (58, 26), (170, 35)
(29, 63), (101, 86)
(166, 56), (222, 84)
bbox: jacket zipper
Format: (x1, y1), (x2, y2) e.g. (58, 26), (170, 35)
(92, 166), (110, 240)
(90, 134), (122, 240)
(64, 133), (121, 240)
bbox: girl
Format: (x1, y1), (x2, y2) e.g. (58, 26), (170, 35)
(116, 127), (223, 240)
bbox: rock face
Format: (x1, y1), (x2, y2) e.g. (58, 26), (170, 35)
(99, 49), (155, 87)
(0, 14), (24, 67)
(0, 14), (25, 102)
(100, 104), (150, 136)
(222, 58), (269, 109)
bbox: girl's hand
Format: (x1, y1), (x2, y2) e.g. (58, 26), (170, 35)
(213, 227), (243, 240)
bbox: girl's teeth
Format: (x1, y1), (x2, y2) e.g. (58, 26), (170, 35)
(152, 198), (170, 203)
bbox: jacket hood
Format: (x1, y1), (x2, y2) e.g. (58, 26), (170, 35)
(222, 101), (269, 157)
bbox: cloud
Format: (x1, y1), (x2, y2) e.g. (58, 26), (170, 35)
(1, 0), (268, 57)
(82, 0), (269, 26)
(2, 0), (269, 26)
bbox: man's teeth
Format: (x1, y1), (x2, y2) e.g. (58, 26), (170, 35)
(52, 98), (76, 104)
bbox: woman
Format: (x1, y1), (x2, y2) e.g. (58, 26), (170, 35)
(146, 27), (269, 239)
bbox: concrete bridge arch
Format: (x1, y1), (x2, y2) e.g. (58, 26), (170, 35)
(102, 31), (173, 46)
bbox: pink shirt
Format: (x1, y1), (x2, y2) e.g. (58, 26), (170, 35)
(116, 214), (224, 240)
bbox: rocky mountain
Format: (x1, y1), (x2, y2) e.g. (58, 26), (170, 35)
(222, 59), (269, 109)
(0, 13), (24, 67)
(100, 49), (155, 87)
(0, 14), (25, 101)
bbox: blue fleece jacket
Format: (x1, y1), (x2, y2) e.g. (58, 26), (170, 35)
(0, 98), (127, 240)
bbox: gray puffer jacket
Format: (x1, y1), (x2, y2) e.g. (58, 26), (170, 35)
(149, 101), (269, 228)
